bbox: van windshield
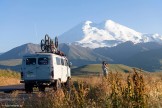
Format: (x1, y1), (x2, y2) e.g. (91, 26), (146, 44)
(26, 58), (36, 65)
(38, 57), (48, 65)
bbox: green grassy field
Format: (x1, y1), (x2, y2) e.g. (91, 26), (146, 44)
(72, 64), (140, 76)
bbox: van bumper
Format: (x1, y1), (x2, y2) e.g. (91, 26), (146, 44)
(20, 79), (55, 84)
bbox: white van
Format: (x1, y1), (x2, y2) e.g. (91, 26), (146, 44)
(20, 52), (71, 93)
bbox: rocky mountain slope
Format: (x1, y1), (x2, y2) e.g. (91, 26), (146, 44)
(0, 43), (41, 60)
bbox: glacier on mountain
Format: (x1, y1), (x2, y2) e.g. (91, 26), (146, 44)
(76, 20), (162, 48)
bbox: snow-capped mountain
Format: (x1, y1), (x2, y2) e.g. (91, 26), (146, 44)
(59, 20), (162, 48)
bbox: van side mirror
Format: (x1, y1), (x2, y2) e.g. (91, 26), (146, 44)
(69, 62), (72, 67)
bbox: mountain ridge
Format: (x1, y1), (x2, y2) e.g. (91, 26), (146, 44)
(0, 43), (41, 60)
(0, 43), (112, 67)
(0, 42), (162, 71)
(122, 47), (162, 72)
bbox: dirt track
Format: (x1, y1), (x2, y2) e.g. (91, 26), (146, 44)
(0, 84), (46, 107)
(0, 84), (24, 93)
(0, 84), (59, 107)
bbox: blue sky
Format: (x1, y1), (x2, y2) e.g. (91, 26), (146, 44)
(0, 0), (162, 52)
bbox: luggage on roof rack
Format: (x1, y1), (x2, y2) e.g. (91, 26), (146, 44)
(40, 34), (65, 56)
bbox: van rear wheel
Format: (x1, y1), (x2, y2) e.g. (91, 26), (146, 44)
(38, 85), (45, 92)
(53, 79), (61, 90)
(65, 77), (71, 91)
(25, 83), (33, 93)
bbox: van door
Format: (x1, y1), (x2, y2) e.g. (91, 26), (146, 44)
(66, 60), (71, 78)
(61, 58), (67, 82)
(37, 56), (51, 80)
(24, 57), (37, 80)
(54, 57), (62, 79)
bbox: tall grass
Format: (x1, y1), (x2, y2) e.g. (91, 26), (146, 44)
(20, 69), (162, 107)
(1, 69), (162, 107)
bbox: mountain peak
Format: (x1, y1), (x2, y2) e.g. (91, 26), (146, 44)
(59, 19), (162, 49)
(105, 20), (116, 25)
(85, 20), (93, 25)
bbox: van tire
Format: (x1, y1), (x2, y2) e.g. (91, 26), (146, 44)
(65, 77), (71, 91)
(54, 79), (61, 90)
(25, 83), (33, 93)
(38, 85), (45, 92)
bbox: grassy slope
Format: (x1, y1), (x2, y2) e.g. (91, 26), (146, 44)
(0, 59), (22, 66)
(72, 64), (136, 76)
(0, 59), (22, 72)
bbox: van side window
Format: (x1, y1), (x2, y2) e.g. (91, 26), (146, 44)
(26, 58), (36, 65)
(38, 57), (48, 65)
(56, 57), (61, 65)
(65, 60), (68, 66)
(61, 59), (64, 65)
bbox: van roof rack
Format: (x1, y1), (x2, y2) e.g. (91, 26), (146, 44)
(39, 34), (66, 56)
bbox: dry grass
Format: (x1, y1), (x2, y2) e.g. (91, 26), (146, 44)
(0, 69), (20, 86)
(21, 70), (162, 107)
(0, 77), (20, 86)
(1, 69), (162, 107)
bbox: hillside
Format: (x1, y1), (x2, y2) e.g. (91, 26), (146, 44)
(0, 43), (41, 60)
(0, 59), (22, 71)
(0, 59), (22, 66)
(123, 48), (162, 72)
(94, 42), (162, 62)
(59, 43), (112, 66)
(72, 64), (136, 76)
